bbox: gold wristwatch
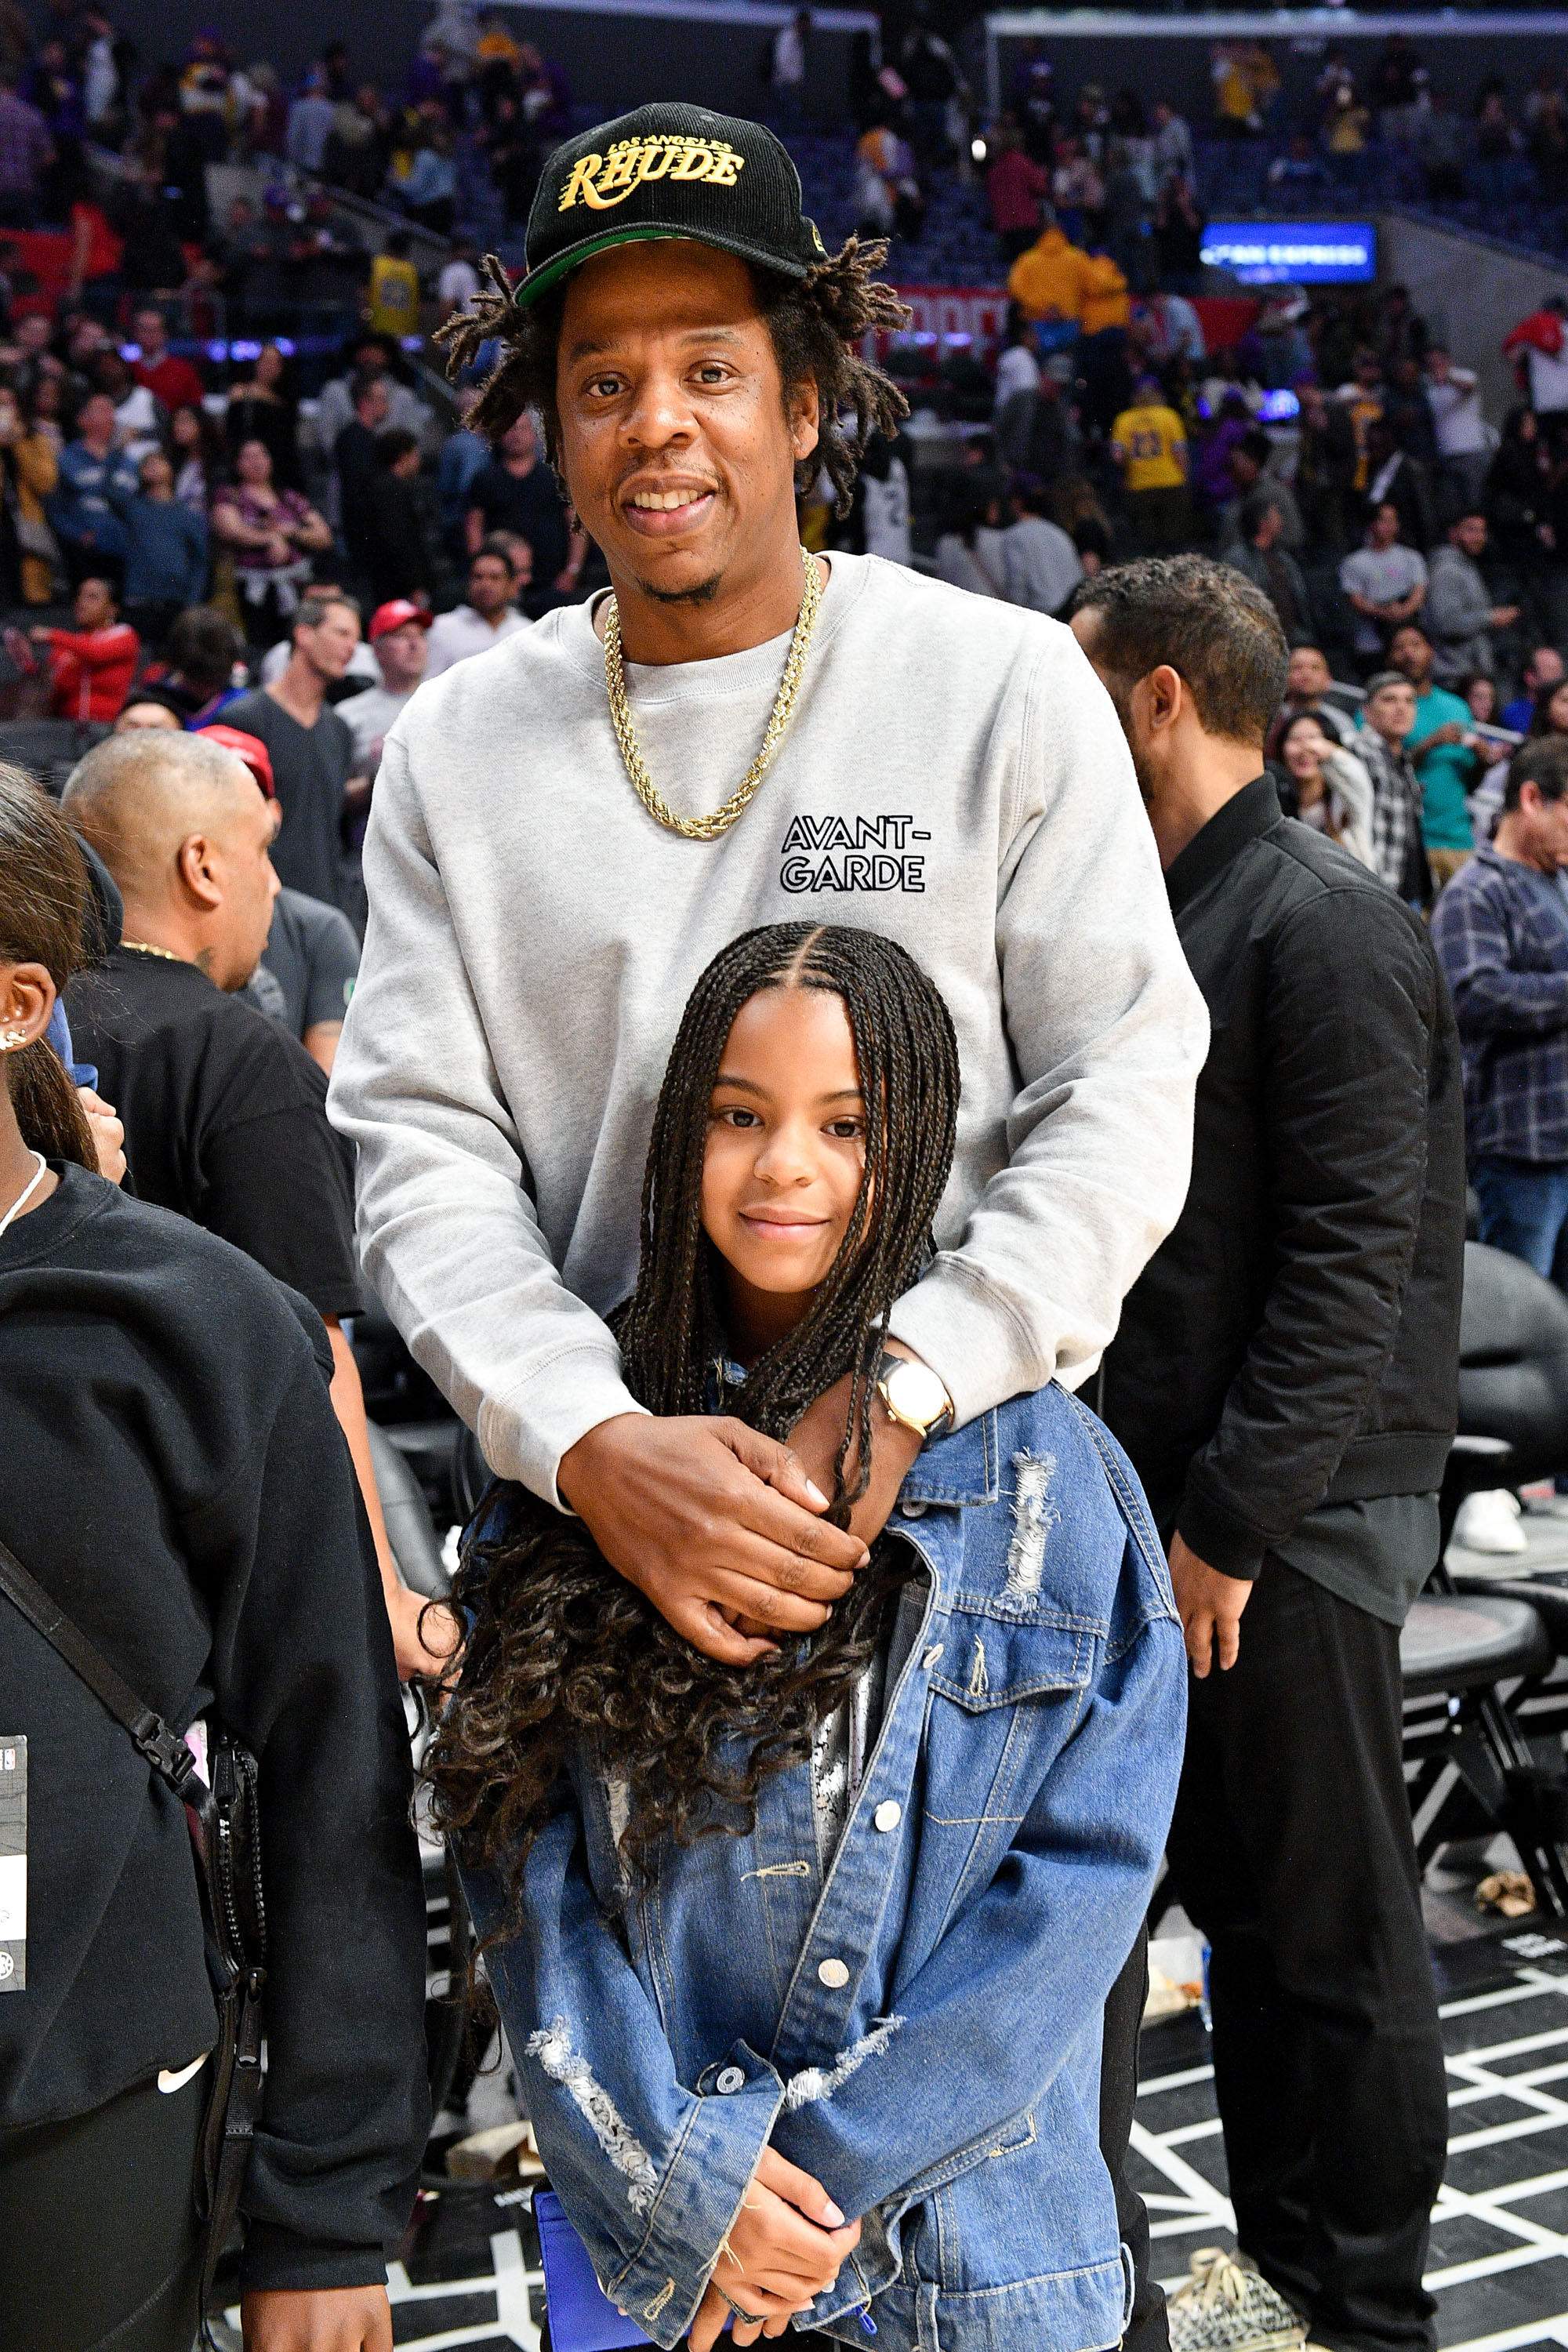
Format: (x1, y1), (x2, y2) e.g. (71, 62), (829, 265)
(873, 1352), (953, 1446)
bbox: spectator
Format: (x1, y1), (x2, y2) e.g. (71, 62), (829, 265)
(0, 64), (51, 227)
(1109, 374), (1189, 551)
(224, 339), (300, 492)
(843, 429), (911, 563)
(1432, 738), (1568, 1283)
(993, 302), (1041, 411)
(248, 877), (362, 1077)
(437, 383), (490, 567)
(935, 478), (1006, 597)
(1154, 171), (1205, 292)
(49, 390), (137, 590)
(168, 400), (220, 515)
(223, 591), (362, 911)
(114, 688), (186, 731)
(854, 114), (922, 242)
(119, 448), (208, 653)
(1228, 492), (1310, 640)
(1356, 668), (1432, 902)
(1133, 287), (1206, 368)
(771, 5), (811, 132)
(1336, 346), (1385, 495)
(32, 575), (138, 724)
(1072, 557), (1457, 2352)
(285, 64), (334, 172)
(1425, 511), (1519, 683)
(1275, 708), (1376, 866)
(1294, 381), (1359, 557)
(367, 229), (421, 343)
(1504, 290), (1568, 416)
(0, 381), (56, 608)
(129, 304), (203, 414)
(210, 438), (332, 647)
(1149, 96), (1193, 180)
(1001, 473), (1083, 613)
(1425, 347), (1491, 519)
(437, 231), (481, 323)
(465, 408), (579, 599)
(316, 332), (430, 464)
(335, 369), (391, 577)
(158, 603), (246, 725)
(60, 730), (445, 1679)
(361, 427), (432, 607)
(1387, 621), (1481, 886)
(1224, 430), (1305, 553)
(93, 348), (164, 468)
(1362, 416), (1436, 553)
(1462, 672), (1500, 728)
(0, 768), (426, 2352)
(338, 597), (432, 765)
(1276, 641), (1358, 746)
(1340, 501), (1428, 670)
(1504, 644), (1565, 732)
(987, 128), (1051, 264)
(423, 539), (529, 678)
(390, 123), (457, 237)
(1007, 204), (1089, 325)
(326, 78), (390, 196)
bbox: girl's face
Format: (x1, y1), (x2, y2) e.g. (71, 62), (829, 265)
(701, 985), (868, 1357)
(238, 438), (270, 486)
(1467, 677), (1497, 723)
(1282, 717), (1329, 782)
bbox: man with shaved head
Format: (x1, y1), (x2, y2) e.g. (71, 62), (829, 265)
(63, 731), (449, 1678)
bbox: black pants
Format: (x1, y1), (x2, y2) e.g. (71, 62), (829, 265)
(1102, 1924), (1167, 2352)
(0, 2059), (207, 2351)
(1166, 1561), (1447, 2352)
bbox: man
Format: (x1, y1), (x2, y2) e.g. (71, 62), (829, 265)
(1294, 382), (1359, 557)
(423, 539), (529, 677)
(49, 391), (138, 589)
(1276, 642), (1356, 746)
(335, 370), (392, 577)
(335, 103), (1207, 2346)
(1433, 738), (1568, 1281)
(1227, 494), (1309, 641)
(1001, 474), (1083, 612)
(1425, 510), (1519, 684)
(1006, 203), (1090, 325)
(93, 347), (163, 467)
(1424, 347), (1490, 518)
(223, 591), (362, 912)
(1361, 416), (1435, 554)
(339, 597), (432, 764)
(1334, 345), (1385, 494)
(1339, 501), (1427, 671)
(1504, 643), (1565, 735)
(438, 232), (481, 323)
(1109, 375), (1190, 553)
(362, 428), (434, 608)
(1504, 290), (1568, 417)
(1223, 430), (1304, 552)
(1388, 621), (1480, 886)
(130, 303), (205, 413)
(31, 575), (139, 724)
(315, 332), (430, 468)
(1356, 669), (1431, 902)
(60, 731), (442, 1680)
(1072, 554), (1460, 2352)
(465, 408), (584, 604)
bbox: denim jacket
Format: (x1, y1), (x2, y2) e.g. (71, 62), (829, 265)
(465, 1385), (1186, 2352)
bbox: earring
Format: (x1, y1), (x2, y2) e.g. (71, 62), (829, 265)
(0, 1029), (27, 1050)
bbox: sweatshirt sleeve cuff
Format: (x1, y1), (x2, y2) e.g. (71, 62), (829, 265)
(477, 1345), (650, 1510)
(886, 1260), (1044, 1432)
(1174, 1483), (1269, 1581)
(238, 2223), (392, 2294)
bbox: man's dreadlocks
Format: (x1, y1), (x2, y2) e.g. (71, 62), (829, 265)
(423, 923), (960, 1918)
(435, 242), (910, 514)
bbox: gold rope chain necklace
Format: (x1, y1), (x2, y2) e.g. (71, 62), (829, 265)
(603, 546), (822, 842)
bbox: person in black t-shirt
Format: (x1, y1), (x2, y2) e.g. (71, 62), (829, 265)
(0, 769), (426, 2352)
(61, 729), (452, 1680)
(249, 885), (361, 1075)
(223, 592), (361, 915)
(464, 409), (583, 604)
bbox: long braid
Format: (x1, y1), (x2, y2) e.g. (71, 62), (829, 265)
(423, 925), (960, 1911)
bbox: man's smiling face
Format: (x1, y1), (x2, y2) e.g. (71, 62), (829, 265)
(553, 238), (818, 607)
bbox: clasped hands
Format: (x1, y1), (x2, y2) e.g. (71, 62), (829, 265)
(689, 2147), (863, 2350)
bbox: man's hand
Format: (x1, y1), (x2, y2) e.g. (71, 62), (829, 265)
(1168, 1533), (1254, 1677)
(688, 2147), (862, 2352)
(241, 2285), (392, 2350)
(557, 1414), (867, 1666)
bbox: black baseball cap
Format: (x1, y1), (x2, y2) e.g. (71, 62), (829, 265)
(515, 103), (827, 310)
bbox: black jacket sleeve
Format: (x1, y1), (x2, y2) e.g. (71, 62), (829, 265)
(195, 1340), (429, 2291)
(1176, 887), (1438, 1577)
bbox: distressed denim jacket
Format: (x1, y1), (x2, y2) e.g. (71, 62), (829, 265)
(465, 1385), (1185, 2352)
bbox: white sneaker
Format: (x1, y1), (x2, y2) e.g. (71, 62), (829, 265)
(1167, 2249), (1307, 2352)
(1453, 1490), (1528, 1556)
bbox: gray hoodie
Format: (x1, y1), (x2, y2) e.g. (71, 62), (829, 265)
(328, 553), (1209, 1502)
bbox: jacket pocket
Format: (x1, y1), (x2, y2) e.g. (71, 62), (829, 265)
(930, 1613), (1093, 1712)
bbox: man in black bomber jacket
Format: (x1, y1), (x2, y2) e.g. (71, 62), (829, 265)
(1072, 558), (1463, 2352)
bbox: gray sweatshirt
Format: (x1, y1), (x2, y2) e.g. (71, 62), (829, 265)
(329, 553), (1209, 1502)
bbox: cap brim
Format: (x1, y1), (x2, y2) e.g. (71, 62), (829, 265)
(514, 221), (811, 309)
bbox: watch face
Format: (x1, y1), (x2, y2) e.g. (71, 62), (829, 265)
(887, 1360), (949, 1428)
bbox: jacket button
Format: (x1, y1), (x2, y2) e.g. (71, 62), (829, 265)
(715, 2067), (746, 2095)
(817, 1957), (850, 1988)
(873, 1800), (902, 1832)
(901, 1499), (927, 1519)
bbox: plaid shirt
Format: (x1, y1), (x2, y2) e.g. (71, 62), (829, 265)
(1354, 724), (1428, 901)
(1430, 846), (1568, 1162)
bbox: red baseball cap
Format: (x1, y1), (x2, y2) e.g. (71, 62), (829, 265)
(198, 724), (275, 798)
(368, 598), (434, 642)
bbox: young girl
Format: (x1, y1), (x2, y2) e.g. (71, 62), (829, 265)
(428, 922), (1185, 2352)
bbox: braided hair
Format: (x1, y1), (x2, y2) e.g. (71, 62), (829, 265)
(434, 241), (911, 515)
(423, 924), (960, 1908)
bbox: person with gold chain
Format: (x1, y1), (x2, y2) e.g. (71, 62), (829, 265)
(329, 101), (1207, 2345)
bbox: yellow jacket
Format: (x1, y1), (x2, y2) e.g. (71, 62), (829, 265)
(1080, 253), (1131, 336)
(1007, 227), (1090, 324)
